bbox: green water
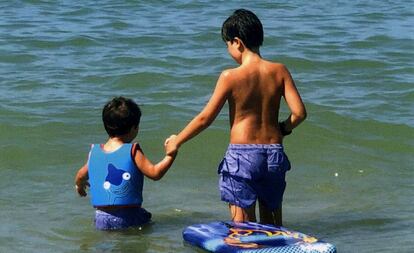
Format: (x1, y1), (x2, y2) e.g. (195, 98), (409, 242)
(0, 1), (413, 252)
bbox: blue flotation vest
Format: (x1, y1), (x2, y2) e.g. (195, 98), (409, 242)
(87, 143), (143, 207)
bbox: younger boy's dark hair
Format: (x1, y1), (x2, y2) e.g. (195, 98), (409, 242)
(221, 9), (263, 50)
(102, 96), (141, 137)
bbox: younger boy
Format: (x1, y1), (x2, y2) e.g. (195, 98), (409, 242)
(75, 96), (177, 230)
(167, 9), (306, 226)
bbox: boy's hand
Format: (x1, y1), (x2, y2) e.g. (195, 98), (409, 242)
(75, 182), (89, 197)
(165, 134), (178, 156)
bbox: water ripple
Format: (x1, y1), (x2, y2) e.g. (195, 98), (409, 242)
(0, 2), (413, 252)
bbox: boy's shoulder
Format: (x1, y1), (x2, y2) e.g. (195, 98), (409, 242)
(262, 60), (292, 80)
(262, 59), (288, 71)
(218, 68), (242, 87)
(222, 59), (289, 78)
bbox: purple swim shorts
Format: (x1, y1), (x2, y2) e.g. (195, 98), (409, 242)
(94, 207), (152, 230)
(218, 144), (291, 210)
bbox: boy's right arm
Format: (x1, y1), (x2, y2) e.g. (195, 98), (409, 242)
(75, 163), (89, 197)
(167, 71), (231, 154)
(280, 65), (307, 133)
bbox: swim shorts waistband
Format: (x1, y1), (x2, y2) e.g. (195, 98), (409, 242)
(228, 143), (284, 151)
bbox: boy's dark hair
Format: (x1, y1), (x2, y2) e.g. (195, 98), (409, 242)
(221, 9), (263, 50)
(102, 96), (141, 137)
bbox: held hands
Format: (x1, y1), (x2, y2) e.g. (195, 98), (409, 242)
(165, 134), (178, 156)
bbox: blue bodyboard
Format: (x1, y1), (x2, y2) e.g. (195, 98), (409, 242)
(183, 221), (336, 253)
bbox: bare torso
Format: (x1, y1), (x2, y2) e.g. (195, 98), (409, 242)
(227, 58), (285, 144)
(173, 50), (305, 150)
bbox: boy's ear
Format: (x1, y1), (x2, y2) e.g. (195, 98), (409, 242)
(233, 37), (245, 52)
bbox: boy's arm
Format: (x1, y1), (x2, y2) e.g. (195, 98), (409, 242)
(280, 65), (307, 133)
(171, 71), (231, 151)
(75, 163), (89, 197)
(134, 143), (177, 181)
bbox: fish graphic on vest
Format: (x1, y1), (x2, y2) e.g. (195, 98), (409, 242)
(88, 144), (143, 207)
(103, 163), (132, 204)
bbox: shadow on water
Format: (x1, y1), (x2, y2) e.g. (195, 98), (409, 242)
(75, 210), (217, 253)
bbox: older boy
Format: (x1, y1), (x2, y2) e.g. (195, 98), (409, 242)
(167, 9), (306, 226)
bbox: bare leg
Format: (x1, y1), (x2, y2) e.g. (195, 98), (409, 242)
(229, 203), (256, 222)
(259, 201), (282, 226)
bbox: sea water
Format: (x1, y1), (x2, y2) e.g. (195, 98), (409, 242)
(0, 1), (413, 252)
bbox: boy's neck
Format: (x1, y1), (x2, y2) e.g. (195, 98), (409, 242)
(240, 47), (261, 65)
(106, 135), (133, 146)
(101, 138), (124, 152)
(108, 137), (126, 144)
(250, 46), (260, 55)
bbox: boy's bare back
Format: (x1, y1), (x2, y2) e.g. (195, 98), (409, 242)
(225, 57), (289, 144)
(171, 52), (305, 149)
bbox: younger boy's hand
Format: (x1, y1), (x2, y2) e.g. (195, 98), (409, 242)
(165, 134), (178, 156)
(75, 182), (89, 197)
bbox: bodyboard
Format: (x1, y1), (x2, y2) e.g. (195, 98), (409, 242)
(183, 221), (336, 253)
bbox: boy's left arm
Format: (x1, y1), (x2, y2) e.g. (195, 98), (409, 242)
(280, 65), (307, 132)
(75, 163), (89, 197)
